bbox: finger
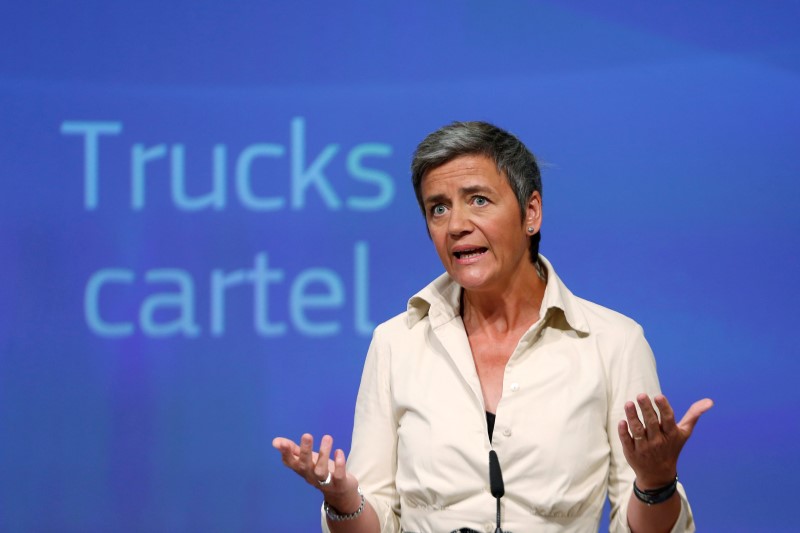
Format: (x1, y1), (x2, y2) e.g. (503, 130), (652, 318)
(314, 435), (334, 481)
(272, 437), (300, 455)
(273, 437), (301, 467)
(677, 398), (714, 435)
(331, 448), (347, 487)
(636, 393), (660, 439)
(617, 419), (635, 456)
(624, 401), (647, 441)
(654, 395), (677, 436)
(298, 433), (315, 471)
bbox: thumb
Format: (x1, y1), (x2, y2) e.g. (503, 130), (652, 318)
(677, 398), (714, 435)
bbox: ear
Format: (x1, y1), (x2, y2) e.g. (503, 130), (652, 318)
(525, 191), (542, 233)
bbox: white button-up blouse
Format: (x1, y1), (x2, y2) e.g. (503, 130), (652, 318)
(323, 256), (694, 532)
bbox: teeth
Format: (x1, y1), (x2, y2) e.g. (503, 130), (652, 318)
(455, 248), (484, 259)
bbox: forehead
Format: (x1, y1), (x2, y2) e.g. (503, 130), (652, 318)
(421, 154), (509, 195)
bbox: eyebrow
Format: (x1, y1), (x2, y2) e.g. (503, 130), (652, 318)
(423, 185), (494, 206)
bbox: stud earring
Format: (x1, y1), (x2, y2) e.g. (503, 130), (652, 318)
(527, 226), (535, 234)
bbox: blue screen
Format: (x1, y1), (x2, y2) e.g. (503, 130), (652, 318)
(1, 2), (798, 531)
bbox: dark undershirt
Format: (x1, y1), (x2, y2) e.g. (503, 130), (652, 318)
(486, 411), (496, 442)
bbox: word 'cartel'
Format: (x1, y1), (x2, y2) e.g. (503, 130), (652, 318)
(85, 242), (374, 338)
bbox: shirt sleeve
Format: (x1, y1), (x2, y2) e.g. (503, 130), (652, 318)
(321, 326), (402, 532)
(606, 322), (696, 533)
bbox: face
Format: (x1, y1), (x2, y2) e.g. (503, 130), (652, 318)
(420, 154), (542, 293)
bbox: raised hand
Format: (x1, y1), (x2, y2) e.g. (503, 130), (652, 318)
(272, 433), (361, 511)
(617, 394), (713, 488)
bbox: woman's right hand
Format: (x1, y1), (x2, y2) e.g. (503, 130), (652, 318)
(272, 433), (362, 513)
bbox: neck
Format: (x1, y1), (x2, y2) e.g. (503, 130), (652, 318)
(461, 260), (547, 334)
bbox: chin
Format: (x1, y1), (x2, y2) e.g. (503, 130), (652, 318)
(450, 270), (494, 292)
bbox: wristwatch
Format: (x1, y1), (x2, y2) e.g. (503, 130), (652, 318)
(633, 476), (678, 505)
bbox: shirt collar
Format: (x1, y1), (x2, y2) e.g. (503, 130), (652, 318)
(406, 254), (590, 334)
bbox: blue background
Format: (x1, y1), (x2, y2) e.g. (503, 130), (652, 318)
(1, 1), (798, 531)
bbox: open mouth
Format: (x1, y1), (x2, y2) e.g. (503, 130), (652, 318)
(453, 247), (488, 259)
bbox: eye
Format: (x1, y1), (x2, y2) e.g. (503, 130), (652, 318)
(473, 196), (489, 207)
(432, 204), (447, 216)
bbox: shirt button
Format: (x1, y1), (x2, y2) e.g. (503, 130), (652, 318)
(510, 382), (520, 392)
(503, 428), (512, 437)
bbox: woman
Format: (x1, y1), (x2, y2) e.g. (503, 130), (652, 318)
(274, 121), (712, 532)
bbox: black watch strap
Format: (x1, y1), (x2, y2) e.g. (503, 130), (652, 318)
(633, 476), (678, 505)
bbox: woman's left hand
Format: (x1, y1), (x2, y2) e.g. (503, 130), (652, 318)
(617, 393), (713, 488)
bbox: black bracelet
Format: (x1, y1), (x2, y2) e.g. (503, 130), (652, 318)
(633, 476), (678, 505)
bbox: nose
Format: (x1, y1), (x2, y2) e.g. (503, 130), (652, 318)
(447, 205), (473, 236)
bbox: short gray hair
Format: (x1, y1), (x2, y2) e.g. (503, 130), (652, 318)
(410, 121), (542, 261)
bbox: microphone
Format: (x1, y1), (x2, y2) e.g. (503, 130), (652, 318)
(444, 452), (511, 533)
(489, 450), (507, 533)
